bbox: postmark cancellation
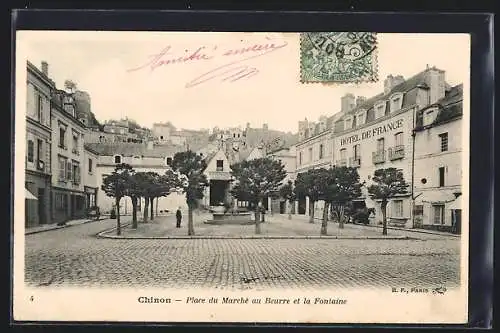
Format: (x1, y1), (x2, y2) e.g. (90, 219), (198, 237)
(300, 32), (378, 84)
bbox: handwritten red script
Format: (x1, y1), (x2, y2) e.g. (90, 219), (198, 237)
(127, 37), (288, 88)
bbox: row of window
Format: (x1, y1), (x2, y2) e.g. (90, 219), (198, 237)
(26, 139), (44, 164)
(113, 155), (175, 167)
(58, 124), (81, 155)
(298, 143), (328, 166)
(297, 131), (449, 167)
(391, 201), (445, 225)
(58, 156), (81, 184)
(342, 93), (404, 131)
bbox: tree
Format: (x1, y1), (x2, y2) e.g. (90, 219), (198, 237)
(101, 163), (134, 235)
(148, 170), (182, 220)
(367, 168), (410, 235)
(230, 157), (287, 234)
(294, 169), (324, 223)
(279, 180), (296, 220)
(127, 172), (142, 229)
(171, 151), (208, 236)
(323, 166), (363, 234)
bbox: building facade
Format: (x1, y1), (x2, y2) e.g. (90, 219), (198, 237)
(87, 143), (187, 215)
(201, 149), (233, 208)
(413, 84), (463, 232)
(50, 89), (88, 224)
(83, 145), (99, 210)
(25, 61), (54, 227)
(331, 67), (461, 229)
(266, 145), (297, 214)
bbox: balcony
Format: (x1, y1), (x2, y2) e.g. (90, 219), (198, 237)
(349, 157), (361, 168)
(388, 145), (405, 161)
(372, 150), (386, 164)
(336, 159), (347, 167)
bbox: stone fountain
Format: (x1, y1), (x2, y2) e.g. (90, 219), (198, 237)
(204, 204), (254, 225)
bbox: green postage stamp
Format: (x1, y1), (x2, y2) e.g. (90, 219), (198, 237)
(300, 32), (378, 83)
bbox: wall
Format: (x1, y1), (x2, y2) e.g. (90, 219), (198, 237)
(414, 117), (462, 229)
(95, 157), (188, 215)
(414, 119), (462, 189)
(26, 71), (52, 128)
(295, 130), (332, 172)
(152, 124), (173, 142)
(333, 108), (416, 186)
(51, 108), (86, 193)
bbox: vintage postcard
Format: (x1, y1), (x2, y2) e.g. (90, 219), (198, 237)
(14, 31), (470, 324)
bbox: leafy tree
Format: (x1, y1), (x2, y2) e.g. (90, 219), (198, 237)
(294, 169), (324, 223)
(101, 163), (134, 235)
(279, 180), (296, 220)
(367, 168), (410, 235)
(322, 166), (363, 234)
(148, 170), (183, 220)
(133, 172), (159, 224)
(171, 151), (208, 236)
(230, 157), (286, 234)
(127, 172), (142, 229)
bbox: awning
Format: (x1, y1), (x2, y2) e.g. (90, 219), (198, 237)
(448, 198), (462, 210)
(418, 190), (456, 204)
(25, 188), (37, 200)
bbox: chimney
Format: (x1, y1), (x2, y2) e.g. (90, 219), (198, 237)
(341, 93), (356, 112)
(356, 96), (367, 107)
(384, 74), (405, 94)
(426, 66), (446, 105)
(41, 61), (48, 76)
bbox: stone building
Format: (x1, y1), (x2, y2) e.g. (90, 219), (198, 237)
(86, 142), (187, 215)
(331, 66), (461, 229)
(25, 61), (54, 227)
(50, 88), (87, 224)
(413, 84), (463, 233)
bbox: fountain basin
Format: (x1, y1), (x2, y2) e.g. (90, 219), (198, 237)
(204, 212), (254, 225)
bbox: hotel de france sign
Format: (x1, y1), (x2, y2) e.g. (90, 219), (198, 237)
(339, 118), (404, 146)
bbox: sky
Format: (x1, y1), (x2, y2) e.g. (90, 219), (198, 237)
(18, 32), (470, 133)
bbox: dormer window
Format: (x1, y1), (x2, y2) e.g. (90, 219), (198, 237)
(390, 92), (404, 112)
(344, 116), (353, 130)
(374, 100), (387, 119)
(357, 109), (367, 126)
(113, 155), (122, 164)
(423, 107), (439, 127)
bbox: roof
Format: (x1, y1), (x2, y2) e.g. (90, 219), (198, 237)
(415, 84), (463, 130)
(83, 144), (100, 155)
(84, 143), (184, 158)
(333, 68), (437, 132)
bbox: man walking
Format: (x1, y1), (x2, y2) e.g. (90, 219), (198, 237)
(176, 207), (182, 228)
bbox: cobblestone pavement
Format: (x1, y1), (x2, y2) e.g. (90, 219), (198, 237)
(24, 218), (461, 290)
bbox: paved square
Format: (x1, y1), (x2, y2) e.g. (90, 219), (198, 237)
(24, 217), (461, 290)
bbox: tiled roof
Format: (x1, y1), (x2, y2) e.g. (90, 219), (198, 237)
(415, 84), (463, 130)
(84, 143), (184, 158)
(333, 68), (433, 132)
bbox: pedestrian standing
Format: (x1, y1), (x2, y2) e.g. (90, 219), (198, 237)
(176, 207), (182, 228)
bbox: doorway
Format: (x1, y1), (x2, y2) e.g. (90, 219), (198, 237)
(279, 201), (286, 214)
(209, 180), (228, 206)
(452, 209), (461, 234)
(37, 188), (45, 224)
